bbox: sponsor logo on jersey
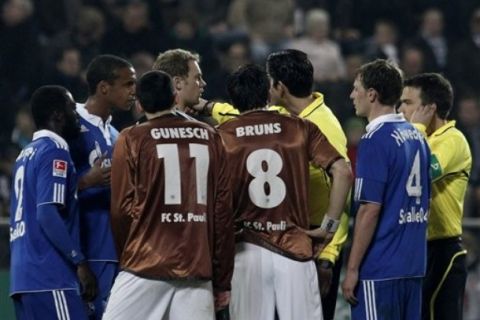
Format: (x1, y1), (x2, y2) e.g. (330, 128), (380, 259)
(53, 160), (67, 178)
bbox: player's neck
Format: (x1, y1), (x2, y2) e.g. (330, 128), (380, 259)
(145, 109), (174, 120)
(428, 116), (447, 135)
(367, 104), (395, 123)
(286, 95), (316, 115)
(84, 97), (111, 123)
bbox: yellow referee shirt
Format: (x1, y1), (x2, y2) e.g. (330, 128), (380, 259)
(414, 121), (472, 240)
(211, 92), (350, 263)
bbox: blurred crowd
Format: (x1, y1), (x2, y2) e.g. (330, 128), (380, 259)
(1, 0), (480, 316)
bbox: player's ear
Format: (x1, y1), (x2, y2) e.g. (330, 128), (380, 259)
(135, 100), (144, 113)
(278, 81), (287, 97)
(173, 76), (183, 91)
(367, 88), (377, 103)
(98, 80), (109, 95)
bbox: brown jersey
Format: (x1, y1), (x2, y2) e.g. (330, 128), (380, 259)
(110, 112), (234, 291)
(218, 110), (342, 260)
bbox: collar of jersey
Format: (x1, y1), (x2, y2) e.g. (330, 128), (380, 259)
(33, 129), (69, 150)
(366, 113), (405, 132)
(76, 103), (113, 146)
(432, 120), (456, 137)
(298, 92), (325, 118)
(76, 103), (112, 128)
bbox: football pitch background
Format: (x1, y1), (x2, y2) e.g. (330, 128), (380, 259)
(0, 222), (13, 319)
(0, 270), (14, 320)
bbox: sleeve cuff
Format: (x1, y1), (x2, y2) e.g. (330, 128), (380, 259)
(318, 250), (337, 264)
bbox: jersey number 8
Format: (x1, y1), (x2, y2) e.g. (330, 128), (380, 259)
(246, 149), (286, 209)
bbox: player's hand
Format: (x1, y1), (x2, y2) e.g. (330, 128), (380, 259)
(214, 290), (230, 311)
(190, 98), (208, 113)
(342, 268), (359, 305)
(411, 103), (435, 127)
(79, 153), (111, 189)
(77, 262), (97, 302)
(304, 228), (334, 255)
(316, 260), (333, 297)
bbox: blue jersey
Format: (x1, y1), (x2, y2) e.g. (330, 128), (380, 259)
(353, 114), (431, 280)
(69, 104), (118, 261)
(10, 130), (80, 294)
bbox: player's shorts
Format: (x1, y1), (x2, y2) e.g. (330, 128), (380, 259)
(230, 242), (322, 320)
(13, 289), (88, 320)
(103, 271), (214, 320)
(351, 277), (422, 320)
(423, 237), (467, 320)
(86, 260), (118, 319)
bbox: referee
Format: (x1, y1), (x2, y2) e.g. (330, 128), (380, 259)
(399, 73), (471, 320)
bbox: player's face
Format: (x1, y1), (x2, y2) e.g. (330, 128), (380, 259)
(398, 86), (422, 121)
(350, 76), (369, 117)
(62, 91), (81, 140)
(177, 60), (205, 109)
(106, 66), (137, 111)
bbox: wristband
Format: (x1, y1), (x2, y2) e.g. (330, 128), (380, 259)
(320, 215), (340, 233)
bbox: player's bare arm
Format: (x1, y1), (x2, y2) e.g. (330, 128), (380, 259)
(305, 158), (352, 250)
(342, 202), (381, 305)
(77, 261), (98, 302)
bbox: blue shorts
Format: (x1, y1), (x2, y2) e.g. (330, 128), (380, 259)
(351, 278), (422, 320)
(13, 289), (88, 320)
(86, 261), (118, 320)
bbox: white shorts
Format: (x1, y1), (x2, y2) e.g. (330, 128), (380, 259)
(230, 242), (322, 320)
(103, 271), (215, 320)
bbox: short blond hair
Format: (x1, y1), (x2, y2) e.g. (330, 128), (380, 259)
(152, 49), (200, 78)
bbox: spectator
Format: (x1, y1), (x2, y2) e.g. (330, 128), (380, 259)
(410, 8), (449, 72)
(44, 46), (88, 102)
(364, 20), (400, 65)
(400, 45), (425, 78)
(288, 9), (346, 84)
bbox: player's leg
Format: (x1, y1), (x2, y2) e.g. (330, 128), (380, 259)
(273, 254), (322, 320)
(230, 242), (276, 320)
(87, 261), (118, 319)
(319, 253), (343, 320)
(13, 290), (88, 320)
(403, 278), (422, 320)
(169, 280), (215, 320)
(422, 239), (467, 320)
(103, 271), (174, 320)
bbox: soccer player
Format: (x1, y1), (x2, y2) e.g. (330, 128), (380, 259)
(398, 73), (471, 320)
(103, 70), (234, 320)
(218, 64), (352, 320)
(197, 49), (351, 319)
(342, 60), (431, 320)
(152, 48), (206, 112)
(69, 54), (136, 319)
(10, 85), (97, 320)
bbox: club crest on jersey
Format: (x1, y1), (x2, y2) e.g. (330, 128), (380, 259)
(53, 160), (67, 178)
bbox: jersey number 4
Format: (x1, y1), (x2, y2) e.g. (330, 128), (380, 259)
(156, 143), (209, 205)
(406, 151), (422, 203)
